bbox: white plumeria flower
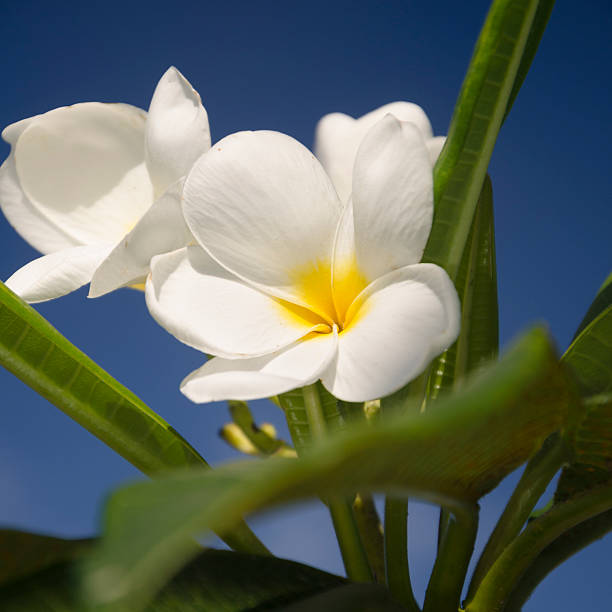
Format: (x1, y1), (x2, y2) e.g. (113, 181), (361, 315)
(146, 114), (460, 403)
(315, 102), (446, 204)
(0, 67), (208, 303)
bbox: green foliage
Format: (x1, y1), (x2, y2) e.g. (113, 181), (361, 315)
(562, 274), (612, 396)
(0, 281), (266, 555)
(0, 530), (90, 588)
(425, 0), (543, 281)
(81, 327), (572, 610)
(0, 545), (359, 612)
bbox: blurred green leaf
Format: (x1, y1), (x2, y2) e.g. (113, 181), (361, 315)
(0, 548), (352, 612)
(0, 281), (267, 555)
(0, 530), (90, 588)
(83, 326), (573, 611)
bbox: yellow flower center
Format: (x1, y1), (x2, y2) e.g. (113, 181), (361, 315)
(283, 257), (368, 332)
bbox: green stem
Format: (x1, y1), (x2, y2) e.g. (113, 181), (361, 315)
(423, 503), (479, 612)
(466, 484), (612, 612)
(302, 384), (373, 583)
(504, 508), (612, 611)
(467, 433), (569, 599)
(353, 494), (386, 584)
(384, 497), (421, 611)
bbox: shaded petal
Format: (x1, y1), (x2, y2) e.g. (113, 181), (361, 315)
(183, 130), (341, 313)
(321, 264), (460, 402)
(12, 102), (153, 246)
(146, 246), (330, 359)
(0, 150), (78, 254)
(89, 179), (192, 297)
(5, 244), (113, 303)
(351, 114), (433, 282)
(181, 329), (338, 402)
(315, 102), (433, 203)
(427, 136), (446, 164)
(145, 67), (211, 196)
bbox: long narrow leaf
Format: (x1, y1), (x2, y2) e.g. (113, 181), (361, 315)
(82, 326), (573, 610)
(425, 0), (541, 280)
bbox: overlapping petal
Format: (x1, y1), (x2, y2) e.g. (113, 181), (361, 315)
(146, 247), (330, 359)
(12, 102), (153, 246)
(182, 130), (342, 316)
(348, 114), (433, 283)
(181, 329), (338, 402)
(89, 179), (192, 297)
(315, 102), (434, 202)
(0, 145), (77, 254)
(145, 67), (211, 196)
(5, 244), (113, 303)
(321, 264), (460, 402)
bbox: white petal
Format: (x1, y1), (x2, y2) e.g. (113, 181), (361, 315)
(12, 102), (153, 246)
(145, 67), (211, 196)
(427, 136), (446, 164)
(351, 114), (433, 282)
(146, 247), (330, 359)
(5, 244), (113, 303)
(89, 179), (191, 297)
(321, 264), (460, 402)
(0, 151), (78, 254)
(183, 130), (341, 314)
(181, 329), (338, 402)
(315, 102), (433, 203)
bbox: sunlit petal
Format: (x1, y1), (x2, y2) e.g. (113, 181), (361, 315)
(89, 179), (191, 297)
(351, 114), (433, 281)
(315, 102), (433, 202)
(12, 102), (153, 245)
(146, 247), (330, 359)
(182, 130), (341, 316)
(321, 264), (460, 401)
(5, 244), (113, 303)
(145, 67), (211, 196)
(181, 329), (338, 402)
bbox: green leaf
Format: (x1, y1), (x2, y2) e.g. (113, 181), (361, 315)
(502, 0), (555, 120)
(278, 382), (344, 454)
(0, 548), (354, 612)
(496, 394), (612, 608)
(425, 0), (544, 281)
(0, 281), (267, 556)
(561, 278), (612, 397)
(0, 530), (90, 587)
(571, 271), (612, 341)
(425, 175), (498, 406)
(82, 326), (573, 610)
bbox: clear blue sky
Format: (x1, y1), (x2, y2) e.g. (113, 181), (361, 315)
(0, 1), (610, 609)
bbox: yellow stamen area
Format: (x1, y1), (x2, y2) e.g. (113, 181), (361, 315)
(279, 258), (369, 332)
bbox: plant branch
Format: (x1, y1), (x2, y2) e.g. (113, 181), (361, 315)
(467, 433), (569, 599)
(465, 483), (612, 612)
(302, 383), (373, 583)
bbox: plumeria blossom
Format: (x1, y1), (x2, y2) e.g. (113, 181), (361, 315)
(315, 102), (445, 203)
(146, 114), (460, 402)
(0, 67), (208, 303)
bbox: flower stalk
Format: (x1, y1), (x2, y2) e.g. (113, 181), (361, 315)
(302, 383), (373, 583)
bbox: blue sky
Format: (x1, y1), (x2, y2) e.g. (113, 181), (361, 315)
(0, 0), (610, 609)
